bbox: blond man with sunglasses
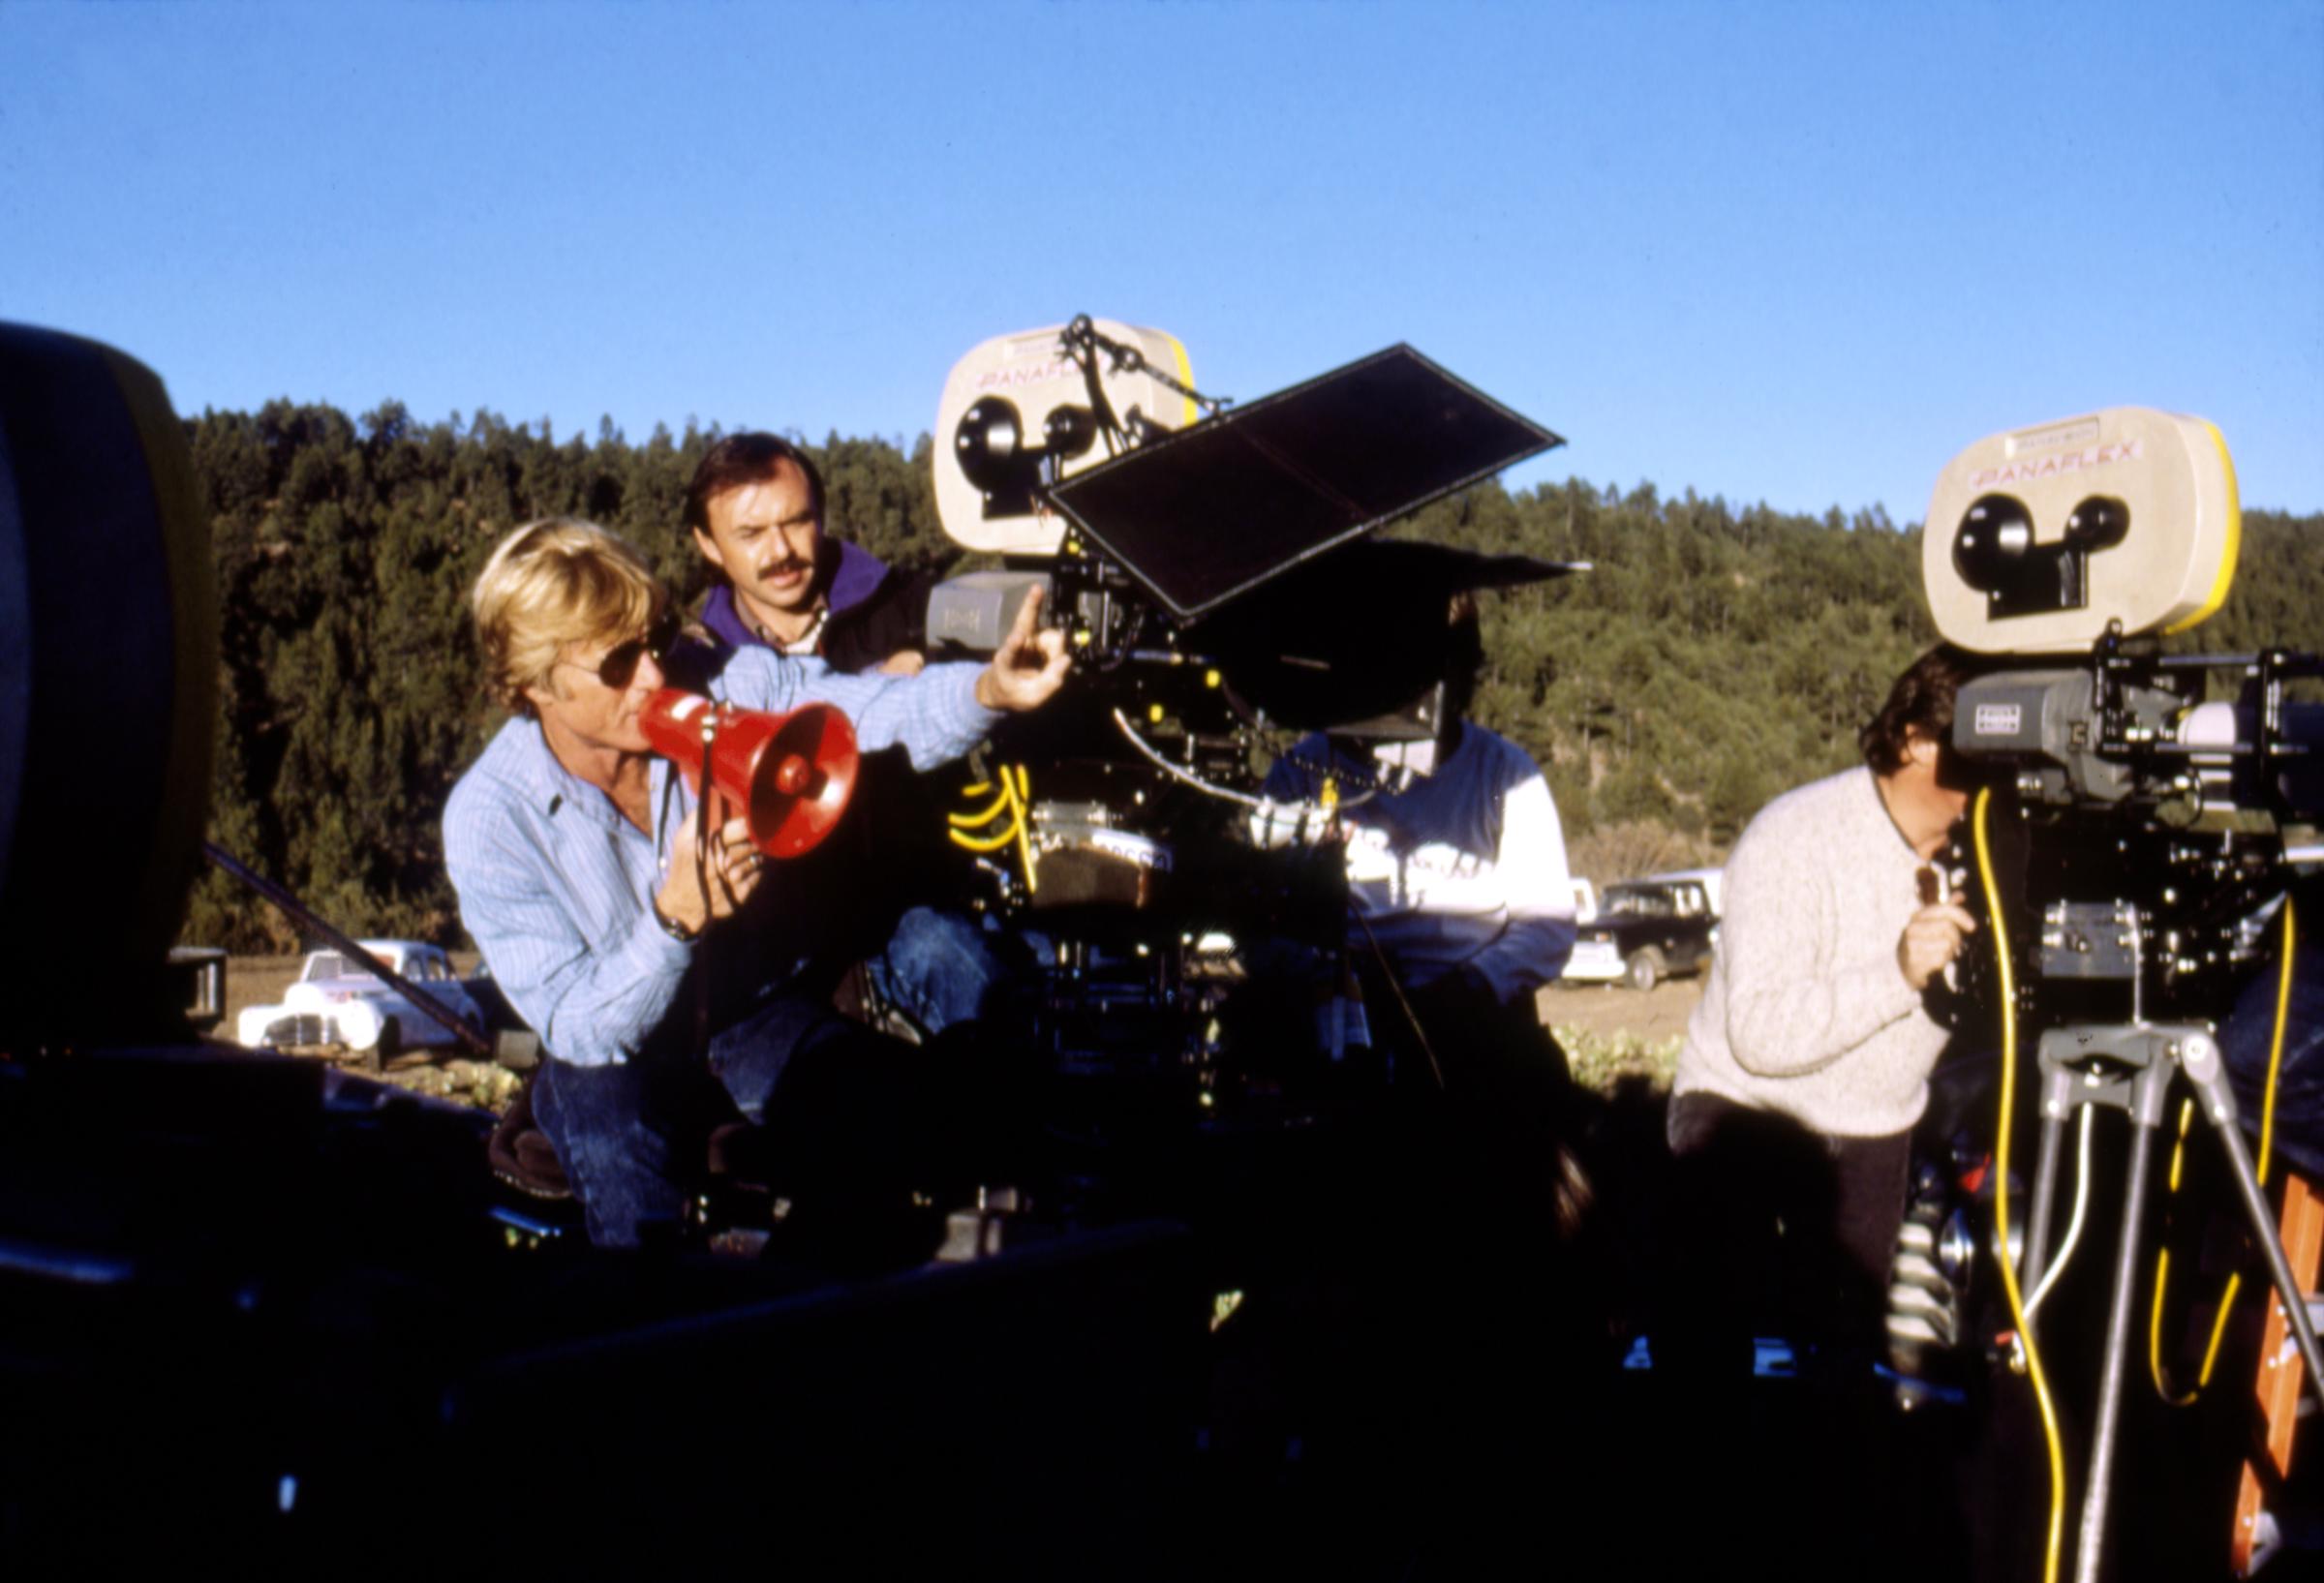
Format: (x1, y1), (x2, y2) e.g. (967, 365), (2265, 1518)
(445, 518), (1066, 1248)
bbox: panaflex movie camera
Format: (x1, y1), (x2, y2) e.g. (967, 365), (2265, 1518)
(922, 317), (1574, 928)
(1927, 407), (2320, 1027)
(915, 319), (1573, 1097)
(1932, 408), (2320, 814)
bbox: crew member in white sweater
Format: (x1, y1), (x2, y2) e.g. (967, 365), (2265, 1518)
(1668, 645), (1981, 1287)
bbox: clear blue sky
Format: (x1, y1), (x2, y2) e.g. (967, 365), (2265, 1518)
(6, 0), (2319, 527)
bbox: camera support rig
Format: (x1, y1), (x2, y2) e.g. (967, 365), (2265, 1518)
(921, 319), (1575, 1200)
(1931, 406), (2324, 1580)
(2016, 1014), (2324, 1579)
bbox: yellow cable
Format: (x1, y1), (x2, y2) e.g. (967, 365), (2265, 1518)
(2197, 1272), (2246, 1390)
(1008, 765), (1038, 898)
(2153, 1250), (2194, 1405)
(946, 766), (1042, 886)
(1973, 786), (2068, 1583)
(2147, 1097), (2203, 1394)
(2153, 1100), (2201, 1405)
(2260, 898), (2295, 1186)
(948, 788), (1016, 829)
(2153, 898), (2299, 1400)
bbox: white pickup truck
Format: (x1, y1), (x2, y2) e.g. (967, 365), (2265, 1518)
(235, 940), (484, 1056)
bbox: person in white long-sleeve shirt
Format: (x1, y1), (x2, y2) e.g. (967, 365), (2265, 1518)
(1668, 644), (1981, 1290)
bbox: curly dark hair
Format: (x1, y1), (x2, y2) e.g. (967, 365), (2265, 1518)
(1859, 644), (1980, 775)
(682, 433), (825, 536)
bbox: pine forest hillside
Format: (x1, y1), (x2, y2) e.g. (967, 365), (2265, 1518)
(176, 401), (2324, 951)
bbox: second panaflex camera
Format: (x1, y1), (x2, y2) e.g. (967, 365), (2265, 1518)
(1926, 407), (2318, 1026)
(1929, 407), (2319, 817)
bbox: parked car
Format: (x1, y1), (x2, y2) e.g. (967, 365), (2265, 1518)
(1638, 865), (1725, 919)
(235, 940), (484, 1055)
(1560, 876), (1719, 990)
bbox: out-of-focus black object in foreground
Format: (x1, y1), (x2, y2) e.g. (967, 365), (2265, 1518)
(0, 322), (216, 1050)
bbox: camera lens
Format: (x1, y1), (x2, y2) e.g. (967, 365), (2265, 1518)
(1953, 493), (2034, 593)
(2064, 494), (2129, 549)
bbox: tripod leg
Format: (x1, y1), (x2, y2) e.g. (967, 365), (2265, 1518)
(2074, 1107), (2157, 1583)
(2023, 1098), (2070, 1308)
(2183, 1037), (2324, 1399)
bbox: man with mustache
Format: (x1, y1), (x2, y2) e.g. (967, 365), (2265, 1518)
(445, 518), (1067, 1249)
(684, 434), (1000, 1041)
(689, 432), (932, 677)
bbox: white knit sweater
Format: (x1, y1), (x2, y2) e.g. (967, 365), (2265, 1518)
(1670, 765), (1948, 1139)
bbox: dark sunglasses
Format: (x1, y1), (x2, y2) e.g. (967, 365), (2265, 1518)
(577, 610), (680, 689)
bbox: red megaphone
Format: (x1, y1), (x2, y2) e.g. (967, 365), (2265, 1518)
(639, 689), (860, 859)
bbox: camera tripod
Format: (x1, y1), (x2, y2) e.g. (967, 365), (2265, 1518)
(2016, 1020), (2324, 1583)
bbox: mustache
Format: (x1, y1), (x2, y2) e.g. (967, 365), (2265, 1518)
(757, 557), (812, 581)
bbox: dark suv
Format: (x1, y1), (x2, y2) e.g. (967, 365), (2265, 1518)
(1561, 877), (1718, 990)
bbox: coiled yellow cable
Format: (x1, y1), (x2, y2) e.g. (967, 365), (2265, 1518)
(944, 766), (1038, 893)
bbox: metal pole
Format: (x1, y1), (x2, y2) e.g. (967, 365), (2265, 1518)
(202, 841), (496, 1059)
(2020, 1056), (2073, 1302)
(2075, 1092), (2159, 1583)
(2182, 1034), (2324, 1397)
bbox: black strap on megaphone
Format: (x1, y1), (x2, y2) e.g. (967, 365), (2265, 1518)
(690, 709), (719, 1055)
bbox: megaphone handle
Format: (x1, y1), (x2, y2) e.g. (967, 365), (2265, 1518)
(691, 715), (719, 849)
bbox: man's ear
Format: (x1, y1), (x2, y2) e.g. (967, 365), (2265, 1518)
(1905, 732), (1943, 769)
(692, 526), (727, 577)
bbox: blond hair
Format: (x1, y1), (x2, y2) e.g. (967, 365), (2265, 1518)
(472, 518), (665, 715)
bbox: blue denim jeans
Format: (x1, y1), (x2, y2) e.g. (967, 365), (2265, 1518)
(863, 905), (1004, 1037)
(533, 988), (841, 1249)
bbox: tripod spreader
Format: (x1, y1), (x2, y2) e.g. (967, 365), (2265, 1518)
(2018, 1023), (2324, 1583)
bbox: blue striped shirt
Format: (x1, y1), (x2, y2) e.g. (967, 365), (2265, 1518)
(443, 648), (994, 1067)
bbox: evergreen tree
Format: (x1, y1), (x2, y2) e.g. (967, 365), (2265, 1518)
(175, 398), (2324, 947)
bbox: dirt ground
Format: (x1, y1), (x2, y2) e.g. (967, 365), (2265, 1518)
(230, 957), (1703, 1049)
(1535, 975), (1702, 1044)
(221, 955), (1701, 1107)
